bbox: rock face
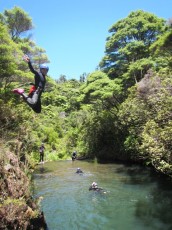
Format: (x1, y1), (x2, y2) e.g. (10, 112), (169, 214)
(0, 150), (47, 230)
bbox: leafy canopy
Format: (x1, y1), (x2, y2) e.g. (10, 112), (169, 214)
(100, 10), (166, 80)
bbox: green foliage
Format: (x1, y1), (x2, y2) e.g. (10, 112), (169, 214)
(1, 6), (33, 41)
(1, 7), (172, 178)
(150, 30), (172, 56)
(0, 23), (18, 86)
(100, 10), (167, 97)
(79, 71), (123, 110)
(119, 71), (172, 173)
(150, 29), (172, 71)
(123, 58), (155, 84)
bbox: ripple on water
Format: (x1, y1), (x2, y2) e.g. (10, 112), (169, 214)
(33, 160), (172, 230)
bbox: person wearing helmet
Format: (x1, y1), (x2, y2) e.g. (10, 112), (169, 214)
(39, 143), (45, 163)
(89, 182), (104, 192)
(71, 150), (77, 161)
(12, 54), (49, 113)
(76, 168), (83, 174)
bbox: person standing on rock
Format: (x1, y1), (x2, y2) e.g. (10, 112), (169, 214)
(39, 143), (45, 163)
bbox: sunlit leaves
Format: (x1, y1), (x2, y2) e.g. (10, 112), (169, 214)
(119, 72), (172, 174)
(2, 6), (33, 41)
(80, 71), (122, 106)
(100, 10), (166, 86)
(0, 22), (21, 88)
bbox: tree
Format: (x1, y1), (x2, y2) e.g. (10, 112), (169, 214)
(0, 6), (33, 41)
(79, 72), (87, 82)
(31, 46), (50, 66)
(99, 10), (167, 82)
(79, 71), (122, 110)
(0, 7), (50, 73)
(150, 23), (172, 71)
(0, 23), (19, 91)
(56, 75), (67, 83)
(118, 70), (172, 173)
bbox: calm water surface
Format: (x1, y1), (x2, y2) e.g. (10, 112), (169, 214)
(33, 160), (172, 230)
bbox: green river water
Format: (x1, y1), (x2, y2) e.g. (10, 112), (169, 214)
(33, 160), (172, 230)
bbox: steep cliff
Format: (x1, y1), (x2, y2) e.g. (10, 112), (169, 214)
(0, 142), (47, 230)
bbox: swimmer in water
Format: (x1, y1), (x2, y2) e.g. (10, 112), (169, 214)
(76, 168), (83, 174)
(89, 182), (104, 192)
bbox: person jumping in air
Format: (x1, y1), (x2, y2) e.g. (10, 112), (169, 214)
(12, 55), (49, 113)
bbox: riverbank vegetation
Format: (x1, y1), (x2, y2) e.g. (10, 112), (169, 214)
(0, 6), (172, 228)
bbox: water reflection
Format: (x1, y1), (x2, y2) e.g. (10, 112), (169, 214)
(114, 163), (172, 230)
(33, 160), (172, 230)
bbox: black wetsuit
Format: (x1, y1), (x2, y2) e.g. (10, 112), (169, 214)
(23, 61), (46, 113)
(72, 152), (77, 161)
(76, 169), (83, 174)
(89, 186), (104, 192)
(39, 145), (45, 162)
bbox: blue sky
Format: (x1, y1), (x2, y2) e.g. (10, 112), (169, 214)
(0, 0), (172, 80)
